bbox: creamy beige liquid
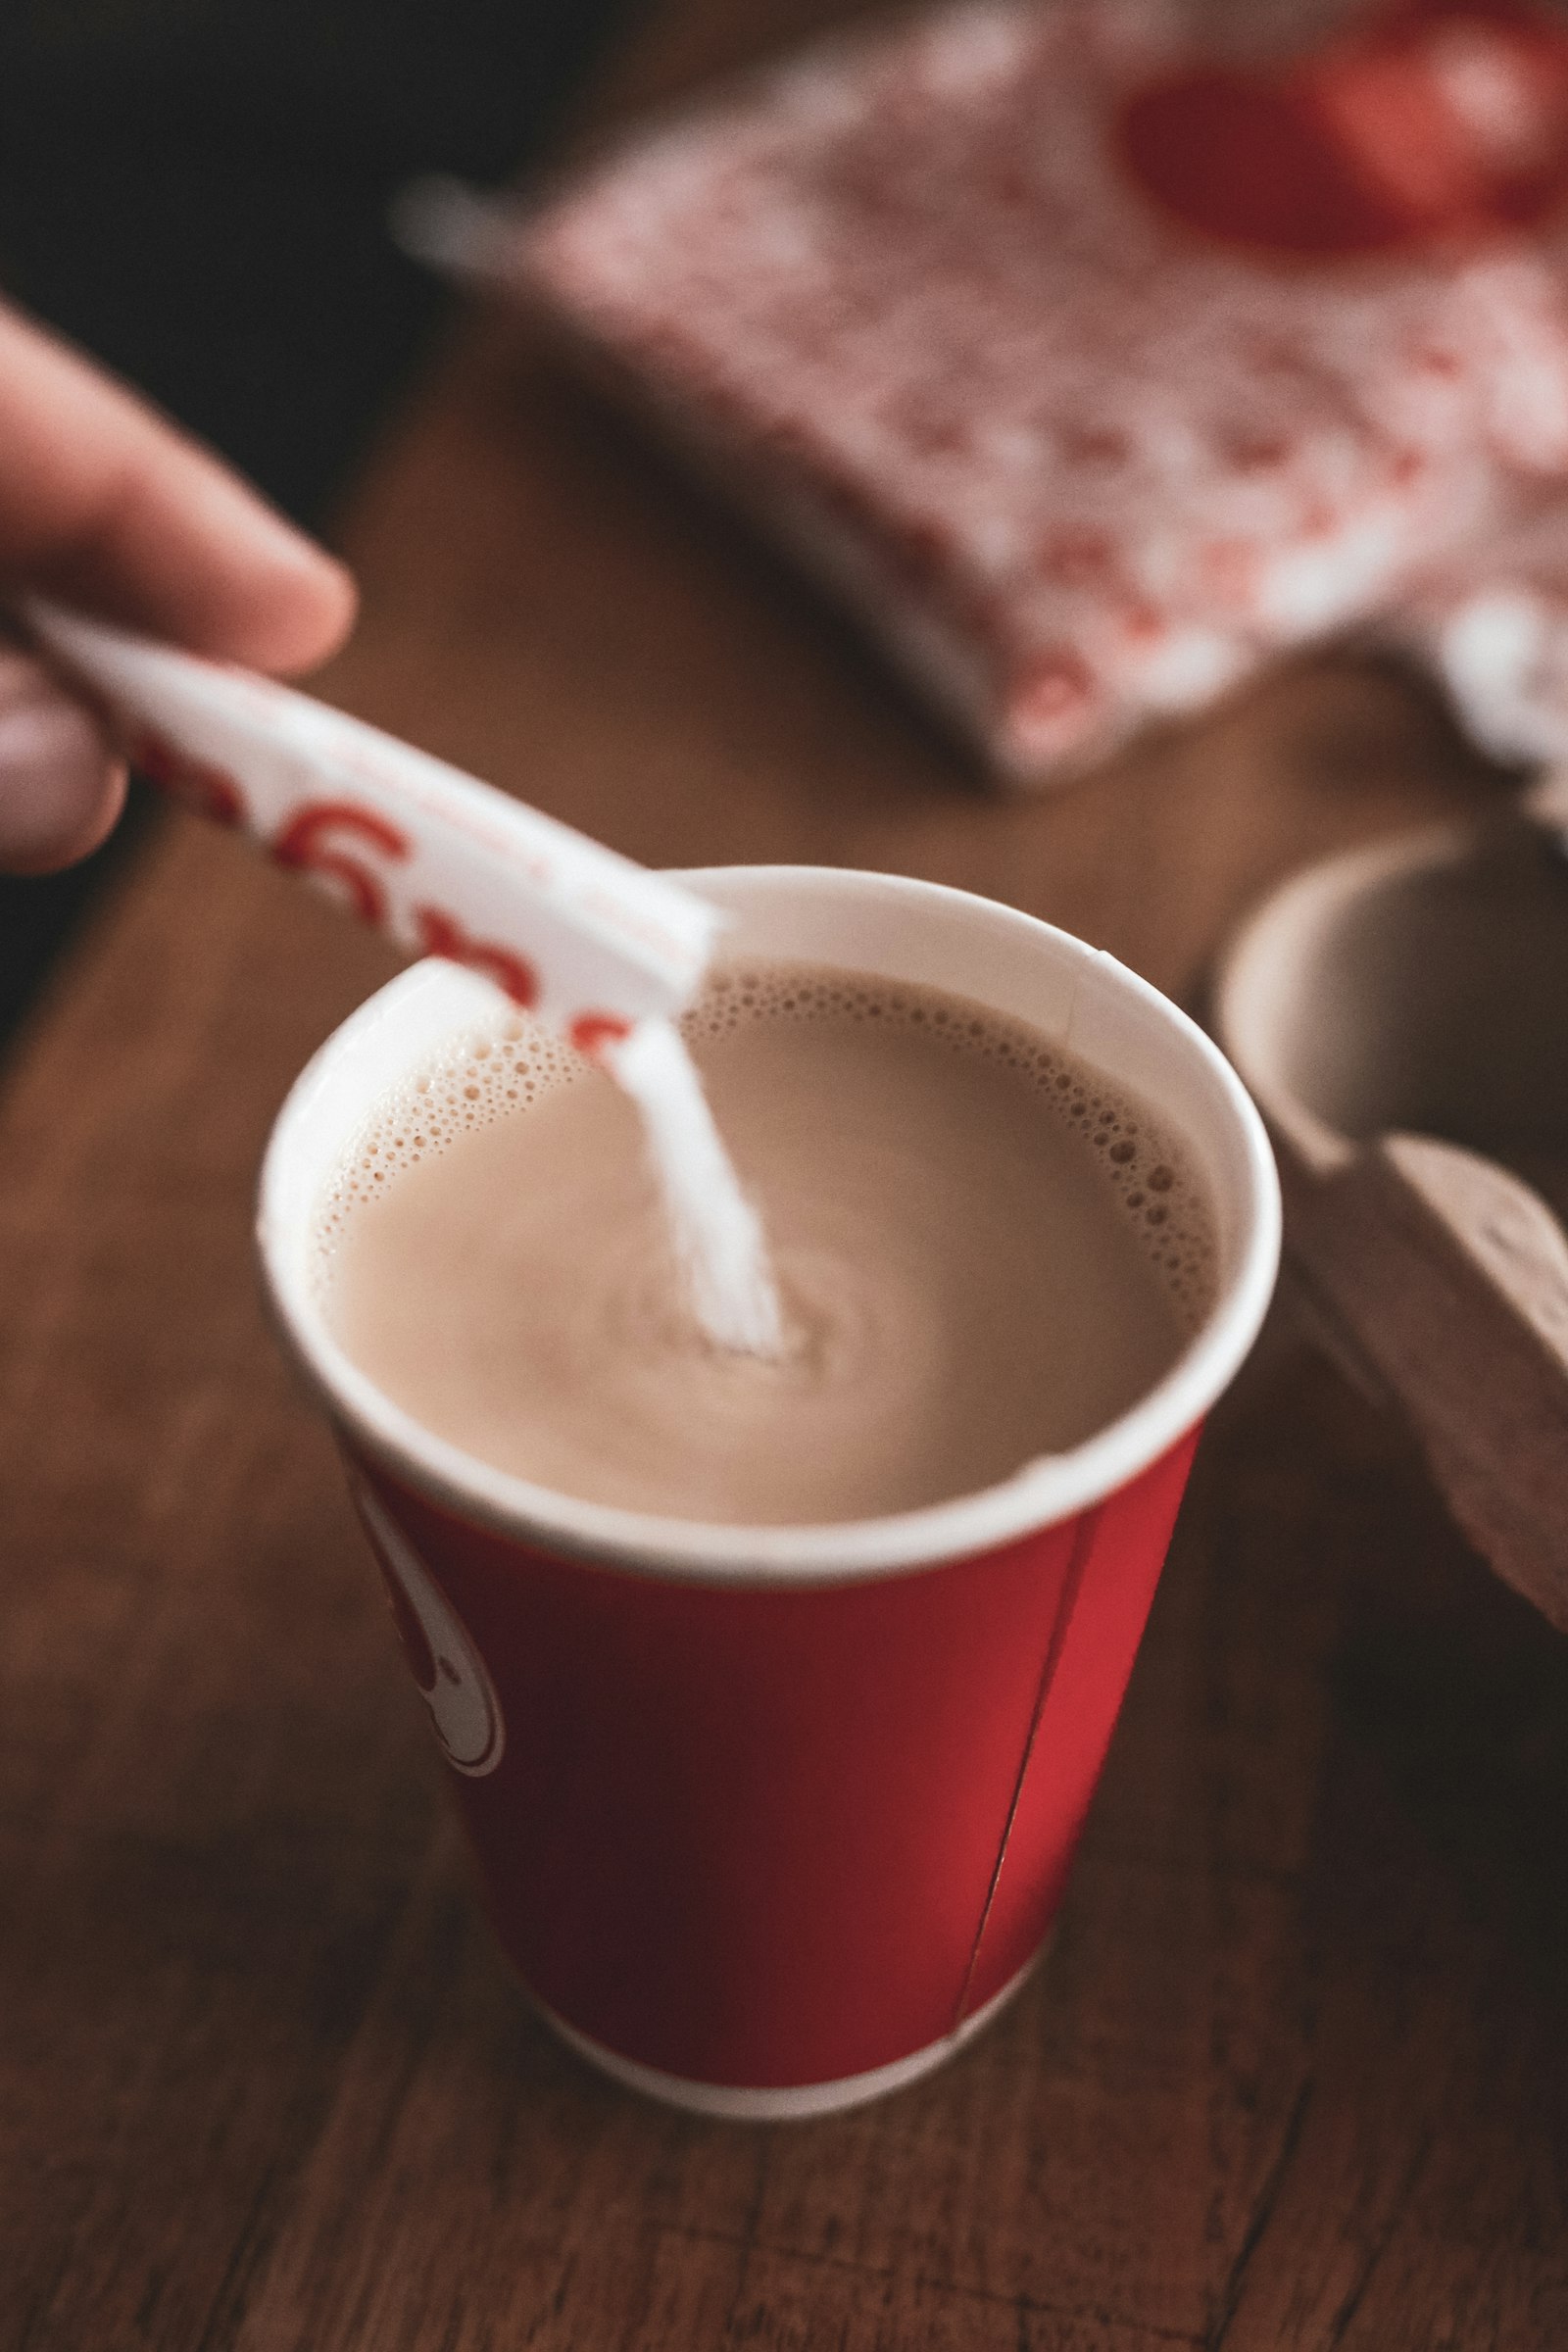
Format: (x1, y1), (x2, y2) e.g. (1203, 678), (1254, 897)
(316, 963), (1213, 1525)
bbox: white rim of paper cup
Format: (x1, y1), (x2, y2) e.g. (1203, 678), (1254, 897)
(258, 867), (1280, 1587)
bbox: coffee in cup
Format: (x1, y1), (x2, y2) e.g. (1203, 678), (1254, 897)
(314, 960), (1216, 1525)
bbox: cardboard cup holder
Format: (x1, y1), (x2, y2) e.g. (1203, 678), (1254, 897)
(1215, 805), (1568, 1632)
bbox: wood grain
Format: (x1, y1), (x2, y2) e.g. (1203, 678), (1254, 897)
(3, 1), (1567, 2346)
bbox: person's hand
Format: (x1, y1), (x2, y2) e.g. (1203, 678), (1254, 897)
(0, 301), (356, 874)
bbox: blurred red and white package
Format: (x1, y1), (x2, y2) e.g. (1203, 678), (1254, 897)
(420, 0), (1568, 783)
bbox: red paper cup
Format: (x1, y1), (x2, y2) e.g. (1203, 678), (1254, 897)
(259, 867), (1278, 2118)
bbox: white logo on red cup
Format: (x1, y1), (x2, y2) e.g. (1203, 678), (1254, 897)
(351, 1476), (506, 1777)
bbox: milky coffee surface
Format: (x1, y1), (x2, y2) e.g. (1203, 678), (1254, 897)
(317, 963), (1213, 1525)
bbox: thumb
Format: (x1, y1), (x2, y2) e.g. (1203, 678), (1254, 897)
(0, 644), (126, 874)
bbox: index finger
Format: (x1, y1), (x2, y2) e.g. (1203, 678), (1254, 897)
(0, 303), (356, 675)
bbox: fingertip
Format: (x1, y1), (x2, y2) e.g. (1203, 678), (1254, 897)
(32, 455), (360, 680)
(221, 538), (359, 677)
(30, 754), (128, 871)
(140, 477), (359, 675)
(0, 308), (359, 681)
(0, 655), (128, 873)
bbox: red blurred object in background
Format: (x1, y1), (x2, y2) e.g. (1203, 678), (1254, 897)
(1122, 0), (1568, 259)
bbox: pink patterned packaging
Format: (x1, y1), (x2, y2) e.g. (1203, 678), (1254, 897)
(486, 0), (1568, 783)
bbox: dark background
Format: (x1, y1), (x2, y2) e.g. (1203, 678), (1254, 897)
(0, 0), (638, 1044)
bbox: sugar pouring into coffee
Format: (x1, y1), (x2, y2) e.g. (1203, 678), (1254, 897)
(606, 1017), (785, 1358)
(20, 597), (786, 1360)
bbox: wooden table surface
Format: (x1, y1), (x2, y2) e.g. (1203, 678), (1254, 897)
(5, 5), (1568, 2347)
